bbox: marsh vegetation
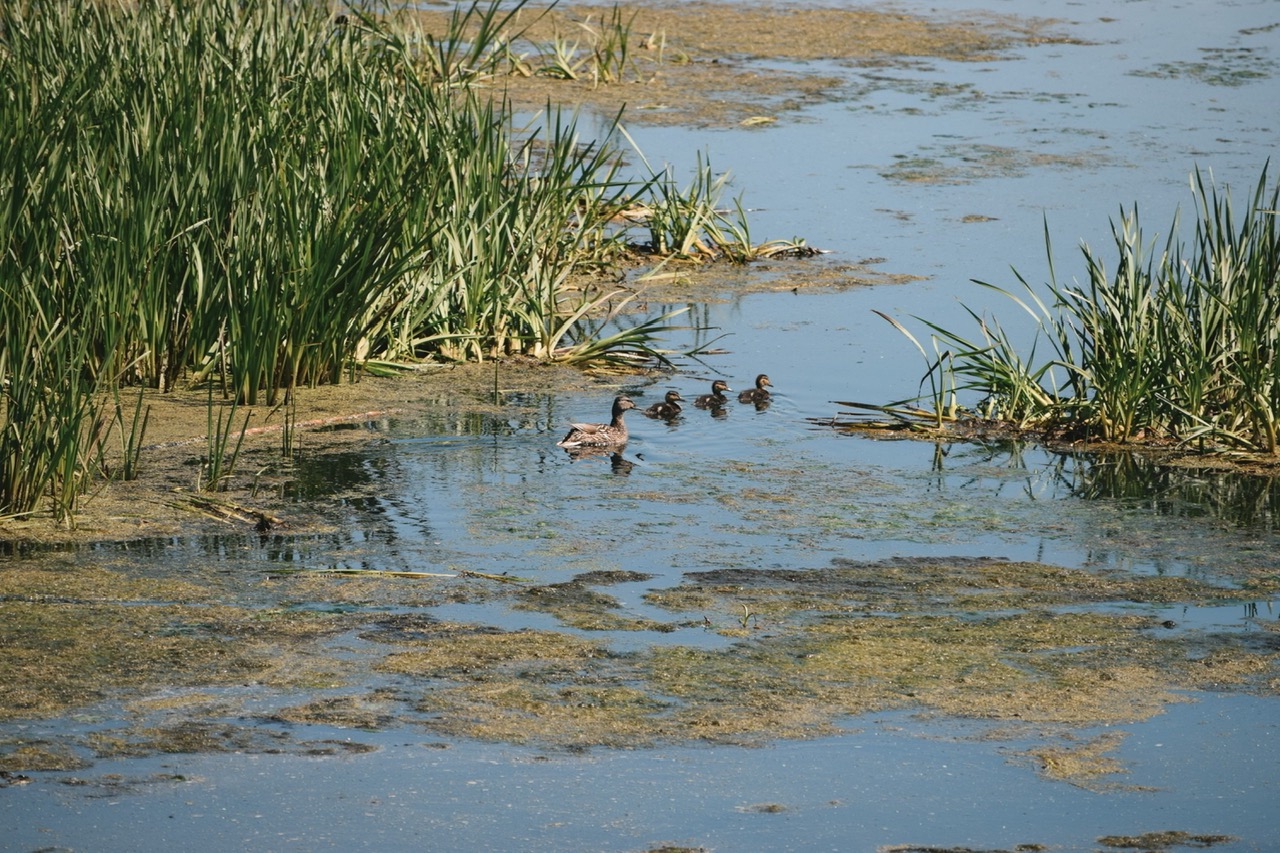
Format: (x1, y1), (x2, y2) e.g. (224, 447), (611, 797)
(3, 0), (1279, 847)
(836, 168), (1280, 459)
(0, 0), (803, 524)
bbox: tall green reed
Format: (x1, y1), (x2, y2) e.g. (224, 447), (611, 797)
(626, 147), (761, 262)
(0, 0), (782, 518)
(881, 166), (1280, 453)
(201, 388), (251, 493)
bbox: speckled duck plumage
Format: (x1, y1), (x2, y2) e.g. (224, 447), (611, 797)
(694, 380), (733, 409)
(738, 374), (773, 404)
(644, 390), (684, 419)
(557, 395), (635, 448)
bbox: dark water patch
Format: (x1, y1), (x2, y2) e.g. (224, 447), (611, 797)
(264, 693), (403, 732)
(283, 448), (391, 501)
(86, 720), (291, 759)
(55, 771), (193, 798)
(0, 539), (79, 558)
(673, 556), (1277, 614)
(358, 613), (476, 646)
(1065, 451), (1280, 531)
(0, 740), (91, 773)
(883, 847), (1047, 853)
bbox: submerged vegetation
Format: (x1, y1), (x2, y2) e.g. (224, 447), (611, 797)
(0, 0), (798, 522)
(3, 555), (1277, 789)
(838, 167), (1280, 459)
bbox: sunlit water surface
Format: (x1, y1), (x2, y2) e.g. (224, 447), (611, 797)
(5, 0), (1280, 849)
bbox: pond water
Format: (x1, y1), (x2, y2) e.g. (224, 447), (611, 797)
(4, 0), (1280, 850)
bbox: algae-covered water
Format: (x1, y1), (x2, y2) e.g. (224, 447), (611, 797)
(4, 0), (1280, 850)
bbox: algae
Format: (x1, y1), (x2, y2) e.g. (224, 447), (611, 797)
(4, 523), (1278, 799)
(1097, 831), (1239, 850)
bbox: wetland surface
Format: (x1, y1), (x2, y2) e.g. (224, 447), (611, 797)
(4, 0), (1279, 851)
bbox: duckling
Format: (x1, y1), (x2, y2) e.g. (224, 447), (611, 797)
(644, 390), (684, 419)
(737, 374), (773, 404)
(557, 395), (635, 448)
(694, 380), (733, 409)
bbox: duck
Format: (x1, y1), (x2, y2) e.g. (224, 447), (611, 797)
(557, 395), (635, 448)
(738, 374), (773, 404)
(644, 390), (684, 419)
(693, 380), (733, 409)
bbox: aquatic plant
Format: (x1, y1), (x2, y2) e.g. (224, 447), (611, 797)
(487, 3), (646, 85)
(860, 166), (1280, 454)
(626, 148), (763, 263)
(413, 0), (539, 84)
(108, 389), (151, 484)
(201, 390), (251, 493)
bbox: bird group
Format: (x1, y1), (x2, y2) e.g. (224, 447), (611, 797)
(556, 373), (774, 450)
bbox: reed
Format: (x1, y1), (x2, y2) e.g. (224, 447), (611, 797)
(628, 148), (764, 262)
(521, 4), (643, 84)
(585, 6), (639, 85)
(113, 389), (151, 484)
(201, 389), (251, 493)
(876, 166), (1280, 454)
(538, 26), (591, 80)
(0, 0), (790, 519)
(413, 0), (537, 84)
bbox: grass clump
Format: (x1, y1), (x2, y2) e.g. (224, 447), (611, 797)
(844, 167), (1280, 456)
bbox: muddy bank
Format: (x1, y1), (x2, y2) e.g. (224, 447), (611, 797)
(412, 2), (1082, 128)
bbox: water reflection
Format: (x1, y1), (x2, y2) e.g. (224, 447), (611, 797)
(285, 450), (385, 501)
(78, 528), (397, 568)
(34, 417), (1277, 582)
(556, 442), (640, 477)
(610, 452), (636, 476)
(928, 438), (1280, 531)
(1066, 452), (1280, 530)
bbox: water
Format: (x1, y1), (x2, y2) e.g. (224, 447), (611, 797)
(4, 699), (1278, 851)
(5, 0), (1280, 850)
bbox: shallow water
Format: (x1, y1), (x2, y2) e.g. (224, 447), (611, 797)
(5, 696), (1279, 852)
(5, 0), (1280, 850)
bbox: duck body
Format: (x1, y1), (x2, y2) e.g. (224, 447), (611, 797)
(738, 374), (773, 404)
(694, 380), (733, 409)
(644, 390), (684, 419)
(557, 395), (635, 448)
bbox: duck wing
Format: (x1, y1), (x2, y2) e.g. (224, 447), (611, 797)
(557, 421), (606, 447)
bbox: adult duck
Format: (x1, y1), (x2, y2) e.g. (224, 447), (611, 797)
(738, 374), (773, 404)
(644, 390), (684, 419)
(557, 395), (635, 448)
(694, 380), (733, 409)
